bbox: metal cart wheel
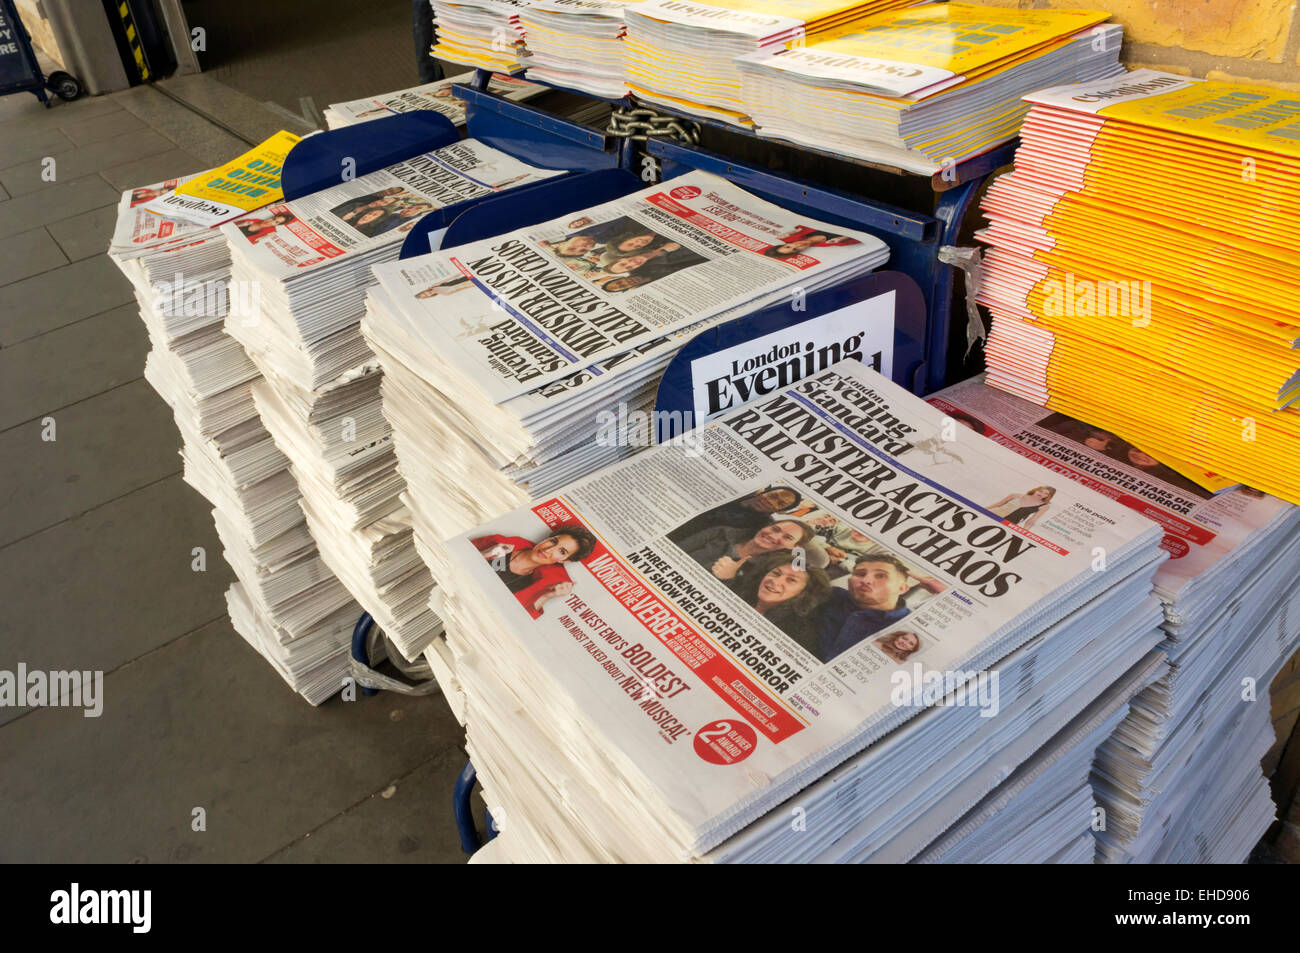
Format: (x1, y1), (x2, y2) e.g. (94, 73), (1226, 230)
(46, 71), (81, 101)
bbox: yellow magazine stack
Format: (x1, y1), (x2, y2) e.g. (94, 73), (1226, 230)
(432, 0), (532, 72)
(736, 4), (1122, 173)
(978, 70), (1300, 502)
(624, 0), (921, 125)
(521, 0), (644, 98)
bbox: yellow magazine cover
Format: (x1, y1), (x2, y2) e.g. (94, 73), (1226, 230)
(142, 129), (301, 227)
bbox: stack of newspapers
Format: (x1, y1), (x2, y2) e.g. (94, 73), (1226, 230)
(978, 69), (1300, 503)
(624, 0), (918, 125)
(520, 0), (640, 98)
(362, 169), (888, 710)
(432, 0), (532, 72)
(109, 176), (362, 704)
(928, 377), (1300, 861)
(736, 4), (1124, 174)
(435, 359), (1168, 862)
(914, 649), (1167, 864)
(222, 140), (563, 661)
(323, 72), (541, 129)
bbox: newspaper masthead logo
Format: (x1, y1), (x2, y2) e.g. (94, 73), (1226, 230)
(669, 186), (700, 200)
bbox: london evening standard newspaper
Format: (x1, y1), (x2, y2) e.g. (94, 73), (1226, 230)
(928, 376), (1293, 602)
(324, 72), (540, 127)
(369, 170), (888, 402)
(444, 360), (1161, 852)
(218, 140), (563, 280)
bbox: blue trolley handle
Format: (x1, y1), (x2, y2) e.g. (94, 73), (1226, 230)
(454, 760), (498, 855)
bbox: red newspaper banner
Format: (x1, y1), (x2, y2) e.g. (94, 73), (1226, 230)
(532, 497), (807, 743)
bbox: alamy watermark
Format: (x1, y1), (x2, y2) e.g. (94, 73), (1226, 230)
(889, 663), (1000, 718)
(1041, 272), (1152, 327)
(0, 664), (103, 717)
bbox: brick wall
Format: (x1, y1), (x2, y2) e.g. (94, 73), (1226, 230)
(981, 0), (1300, 90)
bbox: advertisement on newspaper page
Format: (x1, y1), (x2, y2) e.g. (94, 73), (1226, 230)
(373, 170), (887, 402)
(219, 140), (563, 278)
(446, 360), (1158, 826)
(928, 377), (1290, 598)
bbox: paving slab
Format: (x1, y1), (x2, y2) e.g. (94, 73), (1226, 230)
(0, 377), (180, 547)
(0, 475), (231, 727)
(113, 85), (251, 168)
(61, 111), (150, 147)
(0, 124), (75, 168)
(0, 130), (175, 198)
(0, 254), (134, 346)
(0, 92), (125, 136)
(0, 302), (146, 429)
(99, 148), (208, 193)
(0, 617), (452, 862)
(0, 226), (67, 286)
(44, 203), (121, 262)
(263, 744), (471, 863)
(0, 174), (119, 240)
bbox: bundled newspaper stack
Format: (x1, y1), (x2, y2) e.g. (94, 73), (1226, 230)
(914, 650), (1168, 863)
(928, 377), (1300, 861)
(736, 5), (1124, 174)
(978, 69), (1300, 503)
(624, 0), (918, 125)
(435, 359), (1168, 862)
(323, 72), (541, 128)
(432, 0), (532, 72)
(222, 140), (563, 661)
(520, 0), (640, 98)
(109, 177), (362, 704)
(362, 170), (888, 708)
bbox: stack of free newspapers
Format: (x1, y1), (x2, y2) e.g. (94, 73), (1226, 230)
(520, 0), (641, 98)
(109, 176), (362, 704)
(432, 0), (532, 72)
(928, 377), (1300, 861)
(623, 0), (919, 125)
(222, 139), (563, 661)
(323, 72), (541, 129)
(736, 4), (1124, 174)
(436, 359), (1169, 862)
(978, 69), (1300, 503)
(362, 169), (888, 710)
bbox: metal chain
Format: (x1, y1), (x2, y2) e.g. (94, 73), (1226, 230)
(606, 106), (701, 145)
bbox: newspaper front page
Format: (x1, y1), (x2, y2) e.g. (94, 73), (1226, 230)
(445, 360), (1160, 844)
(325, 72), (539, 126)
(218, 140), (563, 279)
(372, 170), (887, 401)
(110, 172), (210, 253)
(928, 377), (1291, 598)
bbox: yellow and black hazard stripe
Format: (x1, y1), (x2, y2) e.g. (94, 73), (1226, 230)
(115, 1), (150, 82)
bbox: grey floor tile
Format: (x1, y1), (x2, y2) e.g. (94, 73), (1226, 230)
(0, 377), (180, 547)
(0, 254), (133, 345)
(0, 227), (67, 286)
(0, 125), (74, 167)
(99, 148), (208, 193)
(263, 745), (471, 863)
(0, 174), (119, 239)
(0, 475), (230, 726)
(158, 74), (315, 142)
(0, 129), (175, 197)
(0, 181), (7, 200)
(0, 303), (146, 429)
(61, 111), (149, 147)
(0, 618), (453, 862)
(113, 86), (251, 168)
(0, 92), (124, 137)
(45, 204), (120, 262)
